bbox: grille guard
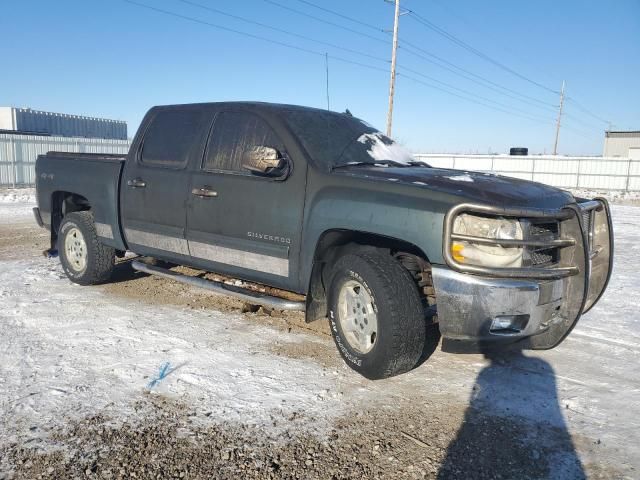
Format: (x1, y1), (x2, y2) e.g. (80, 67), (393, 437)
(443, 200), (611, 281)
(441, 198), (614, 349)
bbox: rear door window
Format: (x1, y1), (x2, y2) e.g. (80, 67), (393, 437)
(203, 111), (283, 173)
(141, 109), (209, 168)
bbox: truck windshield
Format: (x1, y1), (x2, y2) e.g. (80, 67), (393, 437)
(283, 110), (417, 170)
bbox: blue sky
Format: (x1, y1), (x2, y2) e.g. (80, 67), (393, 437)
(1, 0), (638, 155)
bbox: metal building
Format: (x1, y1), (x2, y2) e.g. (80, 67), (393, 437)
(603, 130), (640, 158)
(0, 107), (127, 140)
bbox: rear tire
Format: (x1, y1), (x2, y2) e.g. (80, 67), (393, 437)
(58, 211), (115, 285)
(327, 250), (426, 379)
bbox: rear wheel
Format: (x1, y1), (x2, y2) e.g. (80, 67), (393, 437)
(328, 250), (426, 379)
(58, 211), (115, 285)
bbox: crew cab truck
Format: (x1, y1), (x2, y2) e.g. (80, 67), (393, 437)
(34, 102), (614, 379)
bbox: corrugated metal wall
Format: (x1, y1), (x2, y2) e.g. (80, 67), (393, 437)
(0, 133), (131, 186)
(414, 154), (640, 192)
(5, 108), (127, 140)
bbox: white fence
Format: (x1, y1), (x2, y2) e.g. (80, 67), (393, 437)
(2, 137), (639, 192)
(414, 154), (640, 192)
(0, 133), (131, 187)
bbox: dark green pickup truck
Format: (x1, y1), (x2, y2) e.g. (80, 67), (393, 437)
(34, 102), (613, 379)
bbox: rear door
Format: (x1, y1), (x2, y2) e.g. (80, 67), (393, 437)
(186, 109), (307, 291)
(120, 107), (211, 262)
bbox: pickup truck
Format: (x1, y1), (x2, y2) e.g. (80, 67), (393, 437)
(34, 102), (614, 379)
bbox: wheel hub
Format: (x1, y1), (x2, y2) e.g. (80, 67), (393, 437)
(64, 227), (87, 272)
(337, 279), (378, 354)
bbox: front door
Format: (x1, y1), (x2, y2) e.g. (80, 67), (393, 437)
(120, 107), (211, 262)
(186, 110), (307, 291)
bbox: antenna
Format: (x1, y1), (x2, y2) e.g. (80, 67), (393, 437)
(325, 52), (330, 111)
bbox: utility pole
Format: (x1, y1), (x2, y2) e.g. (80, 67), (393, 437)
(553, 80), (565, 155)
(386, 0), (400, 137)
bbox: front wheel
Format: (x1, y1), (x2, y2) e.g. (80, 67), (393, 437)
(327, 250), (426, 379)
(58, 211), (115, 285)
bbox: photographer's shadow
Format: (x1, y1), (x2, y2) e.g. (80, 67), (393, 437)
(437, 347), (585, 479)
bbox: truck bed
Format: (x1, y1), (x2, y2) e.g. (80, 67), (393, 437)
(35, 150), (128, 250)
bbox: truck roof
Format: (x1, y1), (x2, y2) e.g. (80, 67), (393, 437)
(151, 101), (340, 116)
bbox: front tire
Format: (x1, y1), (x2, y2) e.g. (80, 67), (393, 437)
(328, 250), (426, 379)
(58, 211), (115, 285)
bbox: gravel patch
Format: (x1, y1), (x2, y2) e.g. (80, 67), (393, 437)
(4, 393), (614, 480)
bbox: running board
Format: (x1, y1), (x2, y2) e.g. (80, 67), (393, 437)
(131, 260), (306, 311)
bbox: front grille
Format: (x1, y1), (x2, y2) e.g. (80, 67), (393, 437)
(531, 248), (555, 266)
(527, 222), (560, 266)
(530, 222), (559, 237)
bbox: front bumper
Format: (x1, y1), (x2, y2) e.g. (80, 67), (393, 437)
(433, 198), (614, 350)
(432, 267), (564, 342)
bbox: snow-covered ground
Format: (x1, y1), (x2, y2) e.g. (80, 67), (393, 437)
(1, 192), (639, 476)
(0, 189), (36, 225)
(0, 188), (35, 204)
(571, 188), (640, 206)
(0, 259), (343, 441)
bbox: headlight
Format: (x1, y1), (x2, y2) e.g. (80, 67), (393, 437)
(452, 214), (524, 268)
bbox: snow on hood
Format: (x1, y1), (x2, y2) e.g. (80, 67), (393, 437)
(446, 174), (474, 183)
(356, 132), (414, 165)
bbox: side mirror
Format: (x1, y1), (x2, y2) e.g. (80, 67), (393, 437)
(242, 146), (287, 176)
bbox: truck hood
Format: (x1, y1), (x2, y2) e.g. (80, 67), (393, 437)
(334, 166), (575, 208)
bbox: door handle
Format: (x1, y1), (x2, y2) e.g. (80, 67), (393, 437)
(191, 187), (218, 198)
(127, 178), (146, 188)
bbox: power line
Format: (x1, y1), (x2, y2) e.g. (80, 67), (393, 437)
(565, 97), (610, 124)
(424, 0), (474, 28)
(124, 0), (390, 74)
(271, 0), (558, 110)
(562, 124), (598, 141)
(293, 0), (384, 33)
(124, 0), (559, 128)
(398, 64), (555, 123)
(398, 73), (555, 126)
(177, 0), (388, 64)
(423, 0), (526, 63)
(406, 10), (561, 96)
(563, 112), (604, 132)
(397, 42), (557, 111)
(405, 8), (612, 131)
(262, 0), (610, 134)
(170, 0), (554, 124)
(261, 0), (389, 46)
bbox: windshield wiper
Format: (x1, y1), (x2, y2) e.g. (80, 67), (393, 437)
(332, 160), (412, 170)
